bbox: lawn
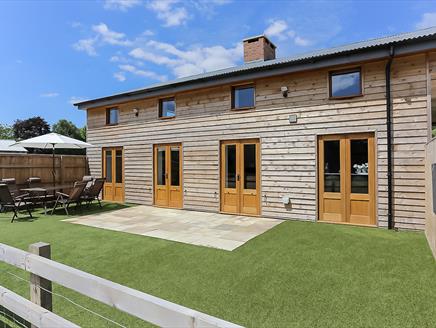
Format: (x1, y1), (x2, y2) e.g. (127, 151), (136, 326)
(0, 204), (435, 328)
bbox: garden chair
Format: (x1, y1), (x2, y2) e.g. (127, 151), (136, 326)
(0, 178), (21, 198)
(51, 181), (87, 215)
(81, 178), (105, 208)
(0, 184), (33, 223)
(82, 175), (94, 191)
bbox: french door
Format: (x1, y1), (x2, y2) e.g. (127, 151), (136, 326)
(318, 133), (375, 225)
(153, 144), (182, 208)
(102, 147), (124, 202)
(220, 139), (260, 215)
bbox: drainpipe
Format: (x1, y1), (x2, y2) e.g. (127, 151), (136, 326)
(386, 45), (395, 230)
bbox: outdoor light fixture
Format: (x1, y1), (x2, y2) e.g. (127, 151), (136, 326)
(133, 108), (139, 117)
(281, 86), (289, 97)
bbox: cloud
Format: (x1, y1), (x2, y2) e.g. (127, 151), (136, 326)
(40, 92), (59, 98)
(104, 0), (141, 11)
(294, 36), (311, 46)
(119, 64), (167, 81)
(416, 12), (436, 29)
(71, 21), (83, 28)
(73, 38), (97, 56)
(142, 29), (154, 36)
(147, 0), (189, 27)
(130, 40), (243, 78)
(113, 72), (126, 82)
(129, 48), (180, 65)
(264, 19), (312, 47)
(92, 23), (132, 46)
(73, 23), (132, 56)
(69, 96), (87, 105)
(264, 20), (288, 40)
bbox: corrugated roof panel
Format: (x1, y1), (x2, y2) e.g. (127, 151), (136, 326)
(75, 26), (436, 106)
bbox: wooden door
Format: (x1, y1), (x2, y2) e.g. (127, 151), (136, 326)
(318, 133), (375, 226)
(102, 147), (124, 202)
(220, 139), (260, 215)
(153, 144), (182, 208)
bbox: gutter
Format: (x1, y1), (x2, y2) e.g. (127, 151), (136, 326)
(386, 45), (395, 230)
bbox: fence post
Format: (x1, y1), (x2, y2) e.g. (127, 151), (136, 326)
(29, 242), (52, 314)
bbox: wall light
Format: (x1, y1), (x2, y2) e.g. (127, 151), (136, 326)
(281, 86), (289, 97)
(132, 108), (139, 117)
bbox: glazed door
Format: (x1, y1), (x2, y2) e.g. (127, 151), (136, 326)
(102, 147), (124, 202)
(154, 144), (182, 208)
(221, 139), (260, 215)
(318, 133), (375, 225)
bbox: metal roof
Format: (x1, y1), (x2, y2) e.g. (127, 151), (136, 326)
(75, 26), (436, 109)
(0, 140), (28, 153)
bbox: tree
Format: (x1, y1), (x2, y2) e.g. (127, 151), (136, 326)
(13, 116), (50, 140)
(79, 126), (86, 141)
(0, 124), (14, 139)
(52, 119), (84, 141)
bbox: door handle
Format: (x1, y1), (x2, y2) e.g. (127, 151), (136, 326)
(237, 174), (240, 181)
(165, 173), (168, 179)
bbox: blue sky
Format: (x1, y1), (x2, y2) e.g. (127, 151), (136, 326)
(1, 0), (436, 128)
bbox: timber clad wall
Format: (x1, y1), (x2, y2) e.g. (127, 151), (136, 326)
(86, 53), (431, 230)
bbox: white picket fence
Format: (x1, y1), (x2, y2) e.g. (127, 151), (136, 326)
(0, 242), (243, 328)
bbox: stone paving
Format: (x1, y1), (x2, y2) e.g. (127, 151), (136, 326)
(64, 205), (283, 251)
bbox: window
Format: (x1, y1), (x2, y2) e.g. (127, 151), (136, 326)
(232, 85), (255, 109)
(159, 98), (176, 118)
(106, 108), (119, 125)
(329, 69), (362, 98)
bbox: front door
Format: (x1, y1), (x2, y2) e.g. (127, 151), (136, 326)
(102, 147), (124, 202)
(154, 144), (182, 208)
(318, 133), (375, 225)
(220, 139), (260, 215)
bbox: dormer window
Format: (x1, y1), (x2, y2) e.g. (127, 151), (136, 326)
(159, 98), (176, 118)
(106, 108), (119, 125)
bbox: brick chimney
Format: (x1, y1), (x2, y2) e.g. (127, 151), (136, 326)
(243, 35), (276, 63)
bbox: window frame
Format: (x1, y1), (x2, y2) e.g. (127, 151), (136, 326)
(158, 97), (176, 119)
(231, 84), (256, 110)
(105, 107), (119, 126)
(329, 68), (363, 100)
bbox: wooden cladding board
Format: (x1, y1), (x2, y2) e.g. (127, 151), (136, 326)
(86, 54), (431, 230)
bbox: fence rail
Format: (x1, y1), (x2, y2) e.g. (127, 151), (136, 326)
(0, 154), (87, 186)
(0, 242), (243, 328)
(0, 285), (79, 328)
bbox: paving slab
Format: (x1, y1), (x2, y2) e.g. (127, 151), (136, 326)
(64, 206), (283, 251)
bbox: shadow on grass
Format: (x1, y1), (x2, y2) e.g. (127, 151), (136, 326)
(1, 202), (132, 223)
(47, 201), (131, 217)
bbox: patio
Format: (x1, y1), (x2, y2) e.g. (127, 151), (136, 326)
(64, 205), (283, 251)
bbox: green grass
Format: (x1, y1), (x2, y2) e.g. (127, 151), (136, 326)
(0, 204), (435, 327)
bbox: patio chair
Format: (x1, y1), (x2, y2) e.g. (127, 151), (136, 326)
(81, 178), (105, 208)
(51, 181), (87, 215)
(82, 175), (94, 191)
(0, 184), (33, 223)
(0, 178), (20, 197)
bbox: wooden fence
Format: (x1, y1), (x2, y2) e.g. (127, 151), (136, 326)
(0, 154), (87, 186)
(0, 242), (243, 328)
(425, 139), (436, 259)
